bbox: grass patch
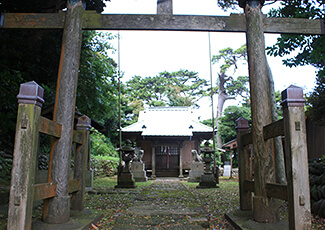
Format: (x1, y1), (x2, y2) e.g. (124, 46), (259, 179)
(92, 155), (119, 163)
(93, 176), (153, 190)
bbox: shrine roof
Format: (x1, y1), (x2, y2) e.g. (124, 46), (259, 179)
(122, 107), (212, 137)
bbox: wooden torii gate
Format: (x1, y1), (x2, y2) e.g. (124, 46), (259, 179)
(1, 0), (323, 229)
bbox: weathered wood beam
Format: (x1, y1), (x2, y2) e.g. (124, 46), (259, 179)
(71, 116), (91, 211)
(236, 118), (252, 211)
(2, 12), (324, 35)
(84, 13), (245, 32)
(282, 85), (311, 229)
(245, 1), (279, 223)
(73, 130), (84, 145)
(263, 118), (284, 140)
(39, 116), (62, 138)
(244, 180), (288, 201)
(7, 81), (44, 230)
(1, 12), (65, 29)
(42, 1), (84, 224)
(244, 180), (254, 192)
(266, 183), (288, 201)
(33, 183), (57, 202)
(68, 179), (80, 193)
(241, 132), (252, 146)
(157, 0), (173, 15)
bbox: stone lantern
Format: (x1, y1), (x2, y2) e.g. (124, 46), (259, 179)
(115, 143), (136, 188)
(197, 142), (218, 188)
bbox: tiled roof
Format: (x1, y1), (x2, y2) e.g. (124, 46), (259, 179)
(122, 107), (212, 137)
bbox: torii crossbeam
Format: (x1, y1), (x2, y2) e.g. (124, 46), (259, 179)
(1, 10), (324, 34)
(3, 0), (323, 229)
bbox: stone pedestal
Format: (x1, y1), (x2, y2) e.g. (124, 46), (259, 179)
(188, 162), (205, 182)
(131, 162), (148, 182)
(197, 142), (218, 189)
(115, 172), (136, 188)
(115, 143), (136, 189)
(197, 173), (217, 188)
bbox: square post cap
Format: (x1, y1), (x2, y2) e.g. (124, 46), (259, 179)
(235, 117), (249, 131)
(281, 85), (306, 108)
(17, 81), (45, 107)
(76, 115), (92, 130)
(238, 0), (265, 8)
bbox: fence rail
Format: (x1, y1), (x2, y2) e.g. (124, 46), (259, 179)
(7, 81), (91, 230)
(236, 85), (311, 229)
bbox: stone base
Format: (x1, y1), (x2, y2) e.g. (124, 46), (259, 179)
(225, 209), (288, 230)
(32, 209), (103, 230)
(131, 162), (148, 182)
(197, 174), (218, 188)
(115, 172), (136, 188)
(188, 162), (205, 182)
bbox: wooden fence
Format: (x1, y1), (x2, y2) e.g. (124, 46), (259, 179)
(235, 85), (311, 229)
(7, 81), (91, 230)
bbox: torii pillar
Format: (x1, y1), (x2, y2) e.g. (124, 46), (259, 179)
(240, 0), (279, 222)
(43, 0), (84, 224)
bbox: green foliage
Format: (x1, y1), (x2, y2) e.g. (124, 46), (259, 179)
(0, 0), (115, 155)
(211, 45), (249, 100)
(226, 75), (249, 98)
(77, 30), (120, 144)
(218, 105), (251, 143)
(266, 1), (325, 124)
(0, 152), (13, 184)
(212, 45), (247, 74)
(91, 128), (118, 157)
(217, 0), (239, 11)
(306, 75), (325, 125)
(125, 70), (209, 108)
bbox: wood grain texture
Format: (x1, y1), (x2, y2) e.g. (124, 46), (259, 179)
(245, 3), (279, 222)
(2, 12), (323, 35)
(43, 2), (84, 224)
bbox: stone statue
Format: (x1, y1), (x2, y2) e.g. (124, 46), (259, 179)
(133, 148), (144, 163)
(191, 149), (202, 162)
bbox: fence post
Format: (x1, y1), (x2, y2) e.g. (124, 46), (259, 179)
(281, 85), (311, 229)
(71, 115), (91, 210)
(235, 117), (252, 210)
(7, 81), (44, 230)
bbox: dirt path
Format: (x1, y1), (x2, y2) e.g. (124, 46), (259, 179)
(110, 179), (209, 229)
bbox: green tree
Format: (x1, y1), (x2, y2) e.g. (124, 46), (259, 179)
(211, 45), (249, 147)
(218, 105), (251, 144)
(125, 70), (209, 108)
(77, 30), (122, 145)
(266, 1), (325, 125)
(0, 0), (114, 154)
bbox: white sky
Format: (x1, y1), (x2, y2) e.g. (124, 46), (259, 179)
(102, 0), (318, 120)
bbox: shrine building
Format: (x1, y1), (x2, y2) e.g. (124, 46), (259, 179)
(122, 107), (213, 177)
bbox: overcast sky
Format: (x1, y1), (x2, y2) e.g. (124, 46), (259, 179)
(102, 0), (318, 119)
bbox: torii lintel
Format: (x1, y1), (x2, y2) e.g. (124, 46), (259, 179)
(1, 11), (324, 35)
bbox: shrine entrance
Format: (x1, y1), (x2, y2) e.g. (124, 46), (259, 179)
(2, 0), (324, 229)
(155, 145), (180, 176)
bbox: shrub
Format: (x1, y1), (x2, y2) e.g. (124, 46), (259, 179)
(91, 128), (118, 157)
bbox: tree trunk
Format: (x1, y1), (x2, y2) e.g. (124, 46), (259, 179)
(245, 1), (279, 223)
(215, 73), (235, 148)
(43, 0), (84, 224)
(267, 62), (287, 185)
